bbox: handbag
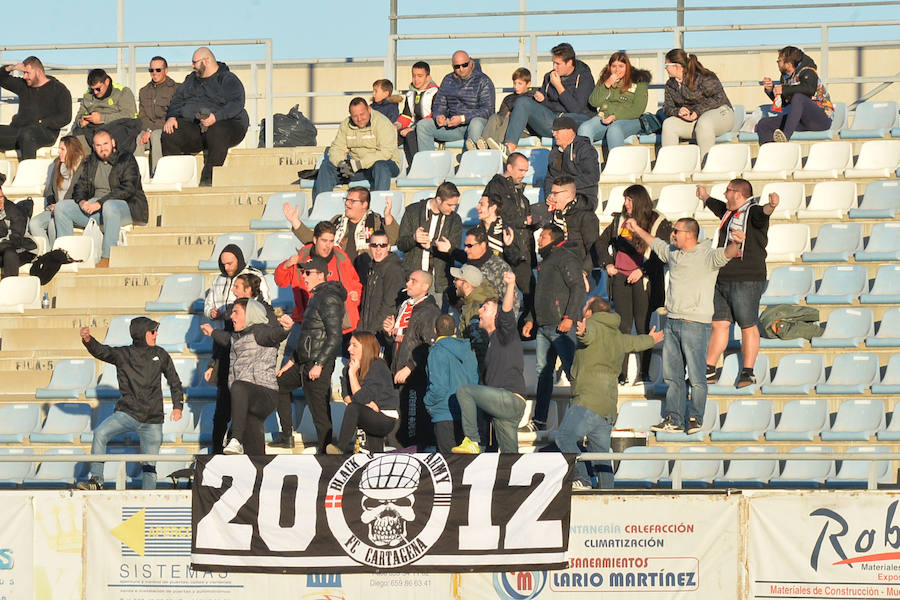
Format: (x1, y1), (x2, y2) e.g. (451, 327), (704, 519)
(638, 112), (662, 135)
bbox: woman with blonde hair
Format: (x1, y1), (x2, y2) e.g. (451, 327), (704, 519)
(28, 135), (84, 247)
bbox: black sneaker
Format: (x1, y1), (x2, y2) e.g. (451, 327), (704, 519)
(617, 373), (628, 385)
(736, 372), (757, 389)
(650, 417), (683, 433)
(268, 433), (295, 448)
(705, 365), (718, 384)
(76, 477), (103, 491)
(686, 418), (702, 434)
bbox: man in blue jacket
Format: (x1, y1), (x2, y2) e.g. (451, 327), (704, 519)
(423, 314), (478, 453)
(416, 51), (495, 152)
(162, 47), (249, 186)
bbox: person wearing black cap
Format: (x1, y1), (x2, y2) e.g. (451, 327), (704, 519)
(77, 317), (183, 490)
(542, 115), (600, 211)
(275, 255), (347, 453)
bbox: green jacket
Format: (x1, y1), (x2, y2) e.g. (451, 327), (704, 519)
(81, 82), (138, 122)
(328, 109), (402, 170)
(571, 311), (655, 419)
(587, 69), (650, 121)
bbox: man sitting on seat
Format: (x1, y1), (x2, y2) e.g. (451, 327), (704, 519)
(73, 69), (142, 154)
(137, 56), (177, 175)
(53, 129), (147, 268)
(162, 47), (249, 186)
(0, 56), (72, 159)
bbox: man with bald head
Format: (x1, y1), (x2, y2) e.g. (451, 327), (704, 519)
(162, 47), (249, 186)
(0, 56), (72, 159)
(417, 50), (495, 152)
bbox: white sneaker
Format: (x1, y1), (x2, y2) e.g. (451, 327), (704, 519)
(223, 438), (244, 455)
(572, 480), (592, 491)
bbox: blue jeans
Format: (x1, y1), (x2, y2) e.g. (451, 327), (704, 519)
(415, 117), (487, 151)
(503, 98), (589, 145)
(28, 209), (57, 249)
(312, 155), (400, 198)
(90, 410), (163, 490)
(555, 403), (613, 489)
(662, 318), (712, 427)
(53, 198), (132, 259)
(534, 325), (576, 426)
(456, 384), (525, 453)
(577, 117), (643, 149)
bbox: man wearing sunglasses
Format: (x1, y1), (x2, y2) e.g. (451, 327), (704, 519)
(74, 68), (141, 154)
(356, 229), (406, 348)
(416, 50), (495, 152)
(137, 56), (176, 175)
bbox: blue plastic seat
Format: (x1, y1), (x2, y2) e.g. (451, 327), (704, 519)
(103, 315), (140, 346)
(302, 191), (344, 227)
(157, 314), (213, 354)
(447, 150), (503, 186)
(655, 401), (720, 442)
(23, 448), (86, 487)
(710, 400), (775, 441)
(855, 223), (900, 261)
(185, 357), (218, 399)
(826, 446), (892, 488)
(811, 308), (874, 348)
(769, 446), (834, 488)
(816, 353), (879, 395)
(369, 190), (405, 224)
(30, 402), (93, 443)
(713, 446), (778, 488)
(806, 265), (868, 304)
(791, 102), (847, 140)
(761, 354), (825, 395)
(613, 400), (662, 433)
(145, 274), (205, 312)
(801, 223), (863, 263)
(198, 233), (257, 271)
(839, 101), (899, 139)
(250, 192), (309, 230)
(708, 353), (770, 395)
(873, 353), (900, 396)
(613, 446), (668, 488)
(659, 446), (723, 488)
(86, 363), (119, 399)
(162, 403), (192, 443)
(411, 189), (434, 205)
(820, 399), (885, 441)
(182, 403), (215, 443)
(264, 273), (295, 314)
(0, 448), (36, 487)
(396, 151), (454, 187)
(457, 189), (482, 227)
(155, 447), (193, 488)
(861, 265), (900, 304)
(849, 181), (900, 219)
(35, 359), (96, 399)
(766, 399), (829, 441)
(252, 232), (299, 270)
(760, 266), (815, 305)
(164, 358), (200, 400)
(520, 147), (549, 187)
(298, 154), (323, 189)
(877, 391), (900, 438)
(0, 403), (42, 442)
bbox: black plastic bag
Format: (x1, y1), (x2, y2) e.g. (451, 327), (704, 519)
(258, 104), (318, 147)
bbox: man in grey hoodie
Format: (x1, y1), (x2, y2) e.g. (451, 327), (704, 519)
(626, 217), (743, 434)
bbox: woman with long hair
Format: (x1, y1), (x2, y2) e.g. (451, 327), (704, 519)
(578, 52), (651, 149)
(327, 331), (399, 454)
(660, 49), (733, 157)
(596, 184), (671, 384)
(28, 135), (85, 248)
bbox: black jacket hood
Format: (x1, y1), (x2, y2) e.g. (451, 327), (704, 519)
(218, 243), (247, 276)
(129, 316), (160, 346)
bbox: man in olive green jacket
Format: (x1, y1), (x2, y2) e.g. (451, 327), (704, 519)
(556, 296), (663, 489)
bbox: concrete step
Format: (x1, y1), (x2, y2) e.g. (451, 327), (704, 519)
(161, 204), (268, 228)
(109, 244), (215, 269)
(0, 370), (52, 398)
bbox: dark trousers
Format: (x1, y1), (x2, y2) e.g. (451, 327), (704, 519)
(755, 93), (832, 143)
(161, 117), (248, 185)
(336, 402), (397, 452)
(433, 420), (459, 454)
(230, 381), (278, 456)
(1, 248), (20, 278)
(610, 273), (651, 378)
(401, 130), (419, 169)
(397, 379), (432, 449)
(74, 118), (142, 154)
(277, 359), (335, 453)
(211, 350), (232, 454)
(0, 124), (58, 159)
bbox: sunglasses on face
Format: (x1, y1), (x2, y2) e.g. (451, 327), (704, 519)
(452, 61), (470, 70)
(148, 68), (164, 73)
(90, 86), (104, 93)
(464, 243), (478, 248)
(369, 242), (389, 248)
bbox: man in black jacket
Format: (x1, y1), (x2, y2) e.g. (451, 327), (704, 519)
(162, 47), (249, 186)
(275, 255), (346, 453)
(355, 229), (406, 345)
(538, 175), (599, 275)
(0, 179), (38, 277)
(522, 224), (586, 431)
(0, 56), (72, 159)
(383, 270), (441, 449)
(542, 117), (600, 210)
(396, 181), (462, 303)
(53, 129), (147, 268)
(77, 317), (183, 490)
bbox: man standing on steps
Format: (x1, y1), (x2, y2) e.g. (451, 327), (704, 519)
(77, 317), (183, 490)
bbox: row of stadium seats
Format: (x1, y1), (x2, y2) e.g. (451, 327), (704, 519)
(762, 264), (900, 305)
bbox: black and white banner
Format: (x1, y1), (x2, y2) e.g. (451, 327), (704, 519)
(191, 452), (574, 573)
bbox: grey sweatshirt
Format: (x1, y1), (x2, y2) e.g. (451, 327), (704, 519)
(651, 238), (731, 323)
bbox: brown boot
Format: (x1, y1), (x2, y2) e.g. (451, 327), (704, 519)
(96, 258), (110, 268)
